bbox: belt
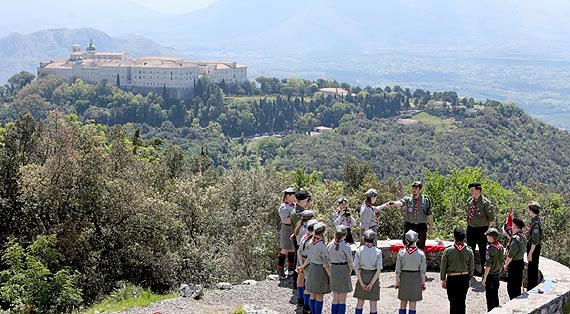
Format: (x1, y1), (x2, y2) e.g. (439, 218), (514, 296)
(406, 221), (426, 225)
(447, 272), (469, 276)
(401, 270), (420, 273)
(331, 262), (348, 265)
(301, 255), (307, 258)
(282, 223), (292, 226)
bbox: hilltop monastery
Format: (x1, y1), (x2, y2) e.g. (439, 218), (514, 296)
(38, 40), (247, 99)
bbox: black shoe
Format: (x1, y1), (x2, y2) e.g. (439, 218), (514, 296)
(297, 298), (304, 306)
(303, 304), (311, 313)
(277, 268), (286, 279)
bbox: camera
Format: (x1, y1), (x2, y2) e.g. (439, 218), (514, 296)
(342, 209), (351, 217)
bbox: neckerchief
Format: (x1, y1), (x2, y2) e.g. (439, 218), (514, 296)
(413, 197), (419, 220)
(468, 197), (478, 221)
(454, 243), (466, 252)
(313, 236), (323, 245)
(406, 246), (418, 254)
(332, 239), (345, 246)
(491, 241), (502, 251)
(365, 243), (374, 248)
(302, 232), (312, 241)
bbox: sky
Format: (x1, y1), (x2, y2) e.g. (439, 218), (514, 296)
(131, 0), (218, 14)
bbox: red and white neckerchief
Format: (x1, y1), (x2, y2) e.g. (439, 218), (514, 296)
(406, 247), (418, 254)
(454, 243), (466, 252)
(302, 233), (312, 241)
(491, 241), (502, 251)
(365, 243), (374, 248)
(468, 198), (478, 221)
(332, 239), (345, 246)
(413, 197), (419, 220)
(313, 236), (323, 245)
(283, 200), (294, 207)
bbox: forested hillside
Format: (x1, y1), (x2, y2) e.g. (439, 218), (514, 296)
(0, 71), (569, 312)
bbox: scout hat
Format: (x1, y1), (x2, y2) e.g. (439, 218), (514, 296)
(307, 219), (318, 230)
(282, 187), (296, 194)
(301, 210), (314, 218)
(484, 228), (499, 239)
(363, 229), (376, 242)
(335, 225), (348, 236)
(411, 181), (423, 188)
(295, 190), (311, 201)
(314, 222), (326, 234)
(337, 197), (348, 204)
(405, 229), (418, 243)
(364, 189), (378, 198)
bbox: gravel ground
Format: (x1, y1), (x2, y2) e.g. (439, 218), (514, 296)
(122, 272), (510, 314)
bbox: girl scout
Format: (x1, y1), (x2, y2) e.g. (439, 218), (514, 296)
(294, 213), (315, 312)
(360, 189), (383, 245)
(301, 222), (330, 314)
(395, 230), (427, 314)
(354, 229), (383, 314)
(327, 225), (354, 314)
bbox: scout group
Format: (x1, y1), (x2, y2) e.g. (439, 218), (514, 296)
(277, 182), (543, 314)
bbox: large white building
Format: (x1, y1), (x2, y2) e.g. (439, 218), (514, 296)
(38, 40), (248, 99)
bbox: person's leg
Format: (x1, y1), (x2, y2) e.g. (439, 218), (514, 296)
(337, 292), (347, 314)
(403, 222), (412, 243)
(409, 301), (416, 310)
(477, 227), (487, 273)
(355, 299), (364, 314)
(277, 249), (287, 276)
(309, 293), (316, 313)
(490, 274), (500, 310)
(458, 275), (469, 314)
(346, 228), (354, 244)
(369, 300), (377, 314)
(314, 294), (324, 314)
(485, 277), (494, 312)
(527, 244), (541, 290)
(416, 224), (427, 250)
(466, 226), (477, 257)
(399, 300), (408, 313)
(331, 292), (339, 314)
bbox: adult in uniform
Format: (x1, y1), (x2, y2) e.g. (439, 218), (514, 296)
(333, 198), (357, 244)
(440, 227), (474, 314)
(360, 189), (383, 245)
(505, 218), (527, 299)
(277, 187), (297, 279)
(395, 230), (427, 314)
(303, 222), (330, 314)
(526, 201), (543, 291)
(385, 181), (433, 250)
(327, 225), (354, 314)
(482, 228), (504, 312)
(353, 230), (383, 314)
(466, 182), (495, 274)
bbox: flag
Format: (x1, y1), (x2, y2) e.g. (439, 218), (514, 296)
(503, 208), (513, 238)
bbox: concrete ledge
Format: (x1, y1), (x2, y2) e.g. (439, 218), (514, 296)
(489, 257), (570, 314)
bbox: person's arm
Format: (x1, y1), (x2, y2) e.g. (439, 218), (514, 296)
(349, 214), (357, 227)
(361, 207), (372, 230)
(395, 252), (402, 288)
(428, 214), (434, 233)
(482, 266), (491, 287)
(486, 201), (495, 227)
(528, 244), (536, 262)
(367, 268), (381, 291)
(387, 200), (404, 207)
(504, 256), (512, 269)
(333, 212), (342, 226)
(440, 251), (448, 288)
(420, 272), (426, 290)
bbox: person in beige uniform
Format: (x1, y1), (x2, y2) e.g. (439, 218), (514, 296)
(395, 230), (426, 314)
(353, 229), (383, 314)
(360, 189), (383, 245)
(277, 187), (297, 279)
(297, 219), (318, 314)
(303, 222), (330, 314)
(293, 210), (314, 308)
(440, 227), (474, 314)
(327, 225), (353, 314)
(505, 218), (526, 299)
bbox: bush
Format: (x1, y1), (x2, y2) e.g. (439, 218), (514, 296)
(0, 235), (82, 314)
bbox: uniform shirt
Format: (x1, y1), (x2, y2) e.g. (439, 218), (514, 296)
(279, 201), (295, 224)
(354, 244), (383, 271)
(466, 195), (495, 227)
(298, 233), (312, 259)
(396, 246), (427, 274)
(333, 210), (357, 228)
(326, 239), (354, 267)
(485, 242), (505, 275)
(297, 223), (308, 246)
(399, 194), (432, 224)
(507, 232), (527, 260)
(360, 204), (378, 229)
(291, 204), (305, 227)
(307, 237), (329, 266)
(440, 242), (475, 280)
(528, 216), (543, 246)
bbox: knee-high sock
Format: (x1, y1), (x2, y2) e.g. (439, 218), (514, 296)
(287, 252), (295, 270)
(277, 253), (286, 269)
(303, 293), (310, 306)
(314, 300), (323, 314)
(399, 310), (406, 314)
(297, 286), (304, 300)
(338, 304), (346, 314)
(355, 309), (363, 314)
(309, 299), (316, 313)
(331, 303), (339, 314)
(409, 310), (416, 314)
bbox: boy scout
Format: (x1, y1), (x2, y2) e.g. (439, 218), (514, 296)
(482, 228), (504, 312)
(526, 201), (543, 290)
(277, 187), (297, 279)
(440, 227), (474, 314)
(466, 182), (495, 275)
(505, 218), (527, 299)
(386, 181), (434, 250)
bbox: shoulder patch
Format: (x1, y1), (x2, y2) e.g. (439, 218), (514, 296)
(533, 228), (539, 234)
